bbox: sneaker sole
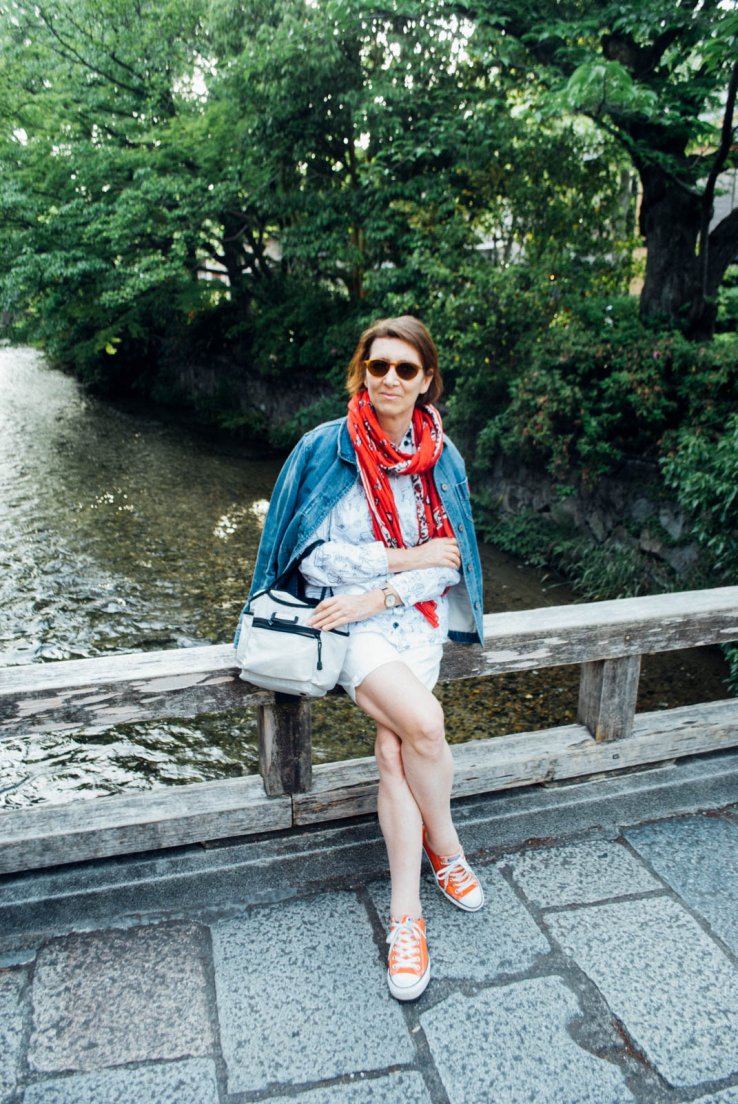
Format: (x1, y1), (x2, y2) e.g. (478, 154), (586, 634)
(423, 852), (485, 912)
(387, 962), (431, 1001)
(432, 879), (485, 911)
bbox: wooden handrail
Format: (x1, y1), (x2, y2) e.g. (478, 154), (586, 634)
(1, 586), (737, 875)
(3, 586), (738, 699)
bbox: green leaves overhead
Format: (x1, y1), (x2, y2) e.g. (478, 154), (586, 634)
(0, 0), (735, 401)
(559, 60), (659, 117)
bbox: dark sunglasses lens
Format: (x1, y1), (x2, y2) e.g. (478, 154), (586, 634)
(365, 359), (421, 380)
(366, 359), (390, 377)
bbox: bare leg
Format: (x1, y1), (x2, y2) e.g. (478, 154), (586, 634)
(374, 724), (423, 917)
(356, 662), (460, 861)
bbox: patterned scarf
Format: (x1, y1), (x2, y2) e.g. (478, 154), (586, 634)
(347, 389), (454, 627)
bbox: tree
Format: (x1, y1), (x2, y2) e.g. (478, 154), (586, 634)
(0, 0), (637, 418)
(464, 0), (738, 339)
(0, 0), (271, 374)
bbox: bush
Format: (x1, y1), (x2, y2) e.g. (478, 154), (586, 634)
(474, 302), (738, 486)
(660, 413), (738, 582)
(477, 501), (678, 601)
(716, 264), (738, 334)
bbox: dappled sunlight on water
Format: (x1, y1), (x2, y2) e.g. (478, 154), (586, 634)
(0, 349), (281, 667)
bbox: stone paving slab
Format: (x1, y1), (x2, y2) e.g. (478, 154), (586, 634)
(266, 1071), (433, 1103)
(22, 1058), (220, 1104)
(367, 866), (549, 983)
(211, 891), (414, 1095)
(0, 968), (27, 1104)
(693, 1088), (738, 1104)
(625, 814), (738, 956)
(28, 924), (214, 1073)
(420, 978), (635, 1104)
(547, 896), (738, 1087)
(504, 840), (662, 906)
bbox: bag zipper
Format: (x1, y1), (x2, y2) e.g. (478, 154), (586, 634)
(251, 617), (325, 670)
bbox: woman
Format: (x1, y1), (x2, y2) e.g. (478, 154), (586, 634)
(245, 316), (485, 1001)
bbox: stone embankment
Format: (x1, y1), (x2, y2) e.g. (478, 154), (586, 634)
(487, 454), (700, 579)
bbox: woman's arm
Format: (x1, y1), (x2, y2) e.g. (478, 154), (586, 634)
(300, 527), (461, 588)
(300, 539), (389, 588)
(391, 565), (461, 607)
(308, 564), (461, 631)
(386, 537), (461, 573)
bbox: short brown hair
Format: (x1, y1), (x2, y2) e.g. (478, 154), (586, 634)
(345, 315), (443, 406)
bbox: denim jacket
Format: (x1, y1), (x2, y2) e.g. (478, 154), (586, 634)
(238, 416), (484, 645)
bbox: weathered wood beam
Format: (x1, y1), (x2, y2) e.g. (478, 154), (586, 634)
(1, 698), (736, 873)
(0, 643), (237, 695)
(474, 586), (738, 675)
(0, 644), (267, 739)
(3, 587), (738, 737)
(258, 694), (313, 796)
(0, 672), (265, 739)
(0, 774), (291, 875)
(1, 585), (736, 704)
(293, 698), (738, 826)
(577, 655), (642, 741)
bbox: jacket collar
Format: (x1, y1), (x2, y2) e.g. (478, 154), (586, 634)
(337, 416), (357, 466)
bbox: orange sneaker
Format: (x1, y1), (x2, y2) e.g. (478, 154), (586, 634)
(423, 828), (485, 912)
(386, 915), (430, 1001)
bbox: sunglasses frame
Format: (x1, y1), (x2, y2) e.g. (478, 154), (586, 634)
(363, 357), (424, 382)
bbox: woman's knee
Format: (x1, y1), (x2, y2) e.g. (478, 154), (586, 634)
(374, 726), (405, 781)
(403, 700), (446, 759)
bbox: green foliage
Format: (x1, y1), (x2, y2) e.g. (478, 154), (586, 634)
(661, 413), (738, 582)
(476, 502), (676, 601)
(0, 0), (637, 416)
(477, 303), (738, 484)
(717, 266), (738, 335)
(470, 0), (738, 336)
(0, 0), (222, 384)
(559, 60), (659, 117)
(472, 304), (738, 690)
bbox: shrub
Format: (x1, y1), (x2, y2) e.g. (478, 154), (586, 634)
(477, 502), (678, 601)
(660, 413), (738, 582)
(476, 302), (738, 486)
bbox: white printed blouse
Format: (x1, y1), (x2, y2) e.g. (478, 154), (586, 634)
(299, 425), (460, 652)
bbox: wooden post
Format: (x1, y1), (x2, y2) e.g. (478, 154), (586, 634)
(577, 655), (642, 742)
(258, 693), (313, 796)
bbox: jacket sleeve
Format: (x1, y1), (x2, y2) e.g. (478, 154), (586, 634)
(247, 433), (314, 598)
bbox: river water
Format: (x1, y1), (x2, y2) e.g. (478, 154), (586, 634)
(0, 348), (729, 807)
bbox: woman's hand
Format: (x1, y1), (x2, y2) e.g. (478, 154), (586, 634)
(309, 590), (386, 631)
(387, 537), (461, 572)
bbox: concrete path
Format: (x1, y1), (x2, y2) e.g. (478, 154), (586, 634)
(1, 751), (738, 1103)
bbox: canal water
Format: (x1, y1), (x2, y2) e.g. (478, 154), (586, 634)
(0, 348), (729, 807)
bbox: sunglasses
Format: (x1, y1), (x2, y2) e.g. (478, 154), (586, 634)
(364, 357), (423, 381)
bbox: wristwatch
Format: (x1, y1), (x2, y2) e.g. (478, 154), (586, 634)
(382, 587), (398, 609)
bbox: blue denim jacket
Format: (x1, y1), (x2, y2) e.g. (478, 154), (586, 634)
(238, 416), (484, 645)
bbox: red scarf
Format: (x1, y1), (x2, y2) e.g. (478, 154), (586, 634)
(347, 389), (454, 627)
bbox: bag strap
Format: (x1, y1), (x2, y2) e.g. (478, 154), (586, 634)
(270, 538), (326, 591)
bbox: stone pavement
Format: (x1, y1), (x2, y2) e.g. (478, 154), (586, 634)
(1, 751), (738, 1104)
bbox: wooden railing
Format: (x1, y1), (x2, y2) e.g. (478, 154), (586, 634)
(1, 586), (738, 875)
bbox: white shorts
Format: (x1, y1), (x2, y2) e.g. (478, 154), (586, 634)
(337, 631), (443, 703)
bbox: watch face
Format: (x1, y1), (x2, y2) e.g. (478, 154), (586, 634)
(384, 591), (397, 608)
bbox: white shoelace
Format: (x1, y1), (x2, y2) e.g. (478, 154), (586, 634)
(387, 917), (424, 972)
(434, 852), (477, 894)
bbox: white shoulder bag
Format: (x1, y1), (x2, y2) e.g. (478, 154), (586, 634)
(235, 586), (349, 698)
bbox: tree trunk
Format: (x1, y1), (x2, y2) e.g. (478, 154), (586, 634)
(220, 214), (251, 315)
(637, 166), (711, 337)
